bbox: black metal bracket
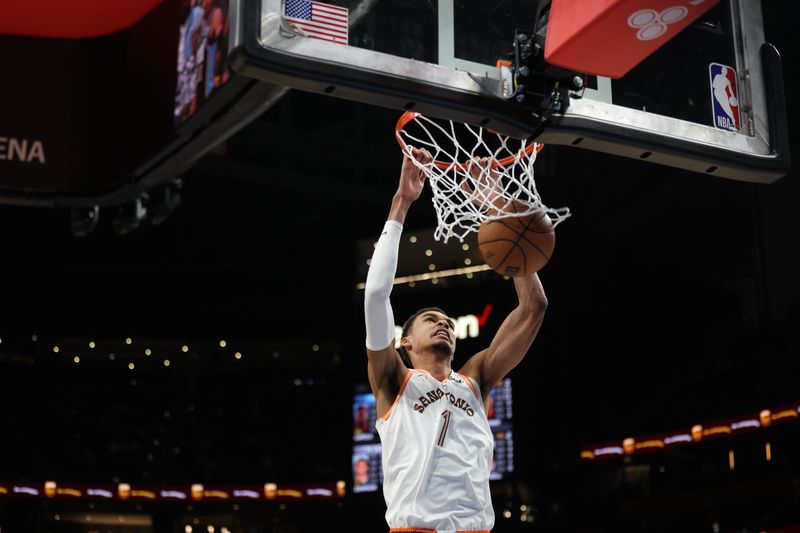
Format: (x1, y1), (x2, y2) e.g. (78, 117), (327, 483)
(507, 28), (584, 133)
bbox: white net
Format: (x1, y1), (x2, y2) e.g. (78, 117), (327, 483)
(396, 112), (571, 243)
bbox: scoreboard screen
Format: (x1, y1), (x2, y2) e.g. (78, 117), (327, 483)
(174, 0), (233, 126)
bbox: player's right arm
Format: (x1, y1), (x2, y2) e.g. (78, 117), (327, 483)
(364, 148), (430, 417)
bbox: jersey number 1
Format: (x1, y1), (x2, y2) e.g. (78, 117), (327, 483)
(437, 410), (452, 446)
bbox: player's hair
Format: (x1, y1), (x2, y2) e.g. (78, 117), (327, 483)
(397, 306), (449, 368)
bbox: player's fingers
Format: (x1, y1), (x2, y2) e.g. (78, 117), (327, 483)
(489, 160), (501, 179)
(460, 175), (475, 195)
(468, 156), (482, 178)
(417, 147), (433, 164)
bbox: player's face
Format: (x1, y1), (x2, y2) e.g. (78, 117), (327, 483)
(412, 311), (455, 356)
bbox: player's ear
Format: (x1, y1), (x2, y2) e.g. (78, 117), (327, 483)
(400, 336), (411, 350)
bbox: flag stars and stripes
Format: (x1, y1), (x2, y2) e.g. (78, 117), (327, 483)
(284, 0), (349, 45)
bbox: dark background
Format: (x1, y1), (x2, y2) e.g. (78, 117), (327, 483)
(0, 1), (798, 532)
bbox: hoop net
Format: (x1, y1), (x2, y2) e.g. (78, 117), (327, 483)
(396, 112), (571, 243)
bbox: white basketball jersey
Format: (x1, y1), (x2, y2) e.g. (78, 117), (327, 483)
(376, 369), (495, 533)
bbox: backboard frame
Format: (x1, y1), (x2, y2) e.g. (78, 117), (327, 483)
(228, 0), (789, 183)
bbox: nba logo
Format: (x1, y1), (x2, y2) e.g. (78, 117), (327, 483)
(709, 63), (740, 132)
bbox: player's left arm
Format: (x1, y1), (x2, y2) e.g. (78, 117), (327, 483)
(458, 273), (547, 403)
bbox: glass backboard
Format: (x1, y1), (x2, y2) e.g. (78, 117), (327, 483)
(228, 0), (788, 183)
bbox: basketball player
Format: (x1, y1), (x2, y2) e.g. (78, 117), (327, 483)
(364, 147), (548, 532)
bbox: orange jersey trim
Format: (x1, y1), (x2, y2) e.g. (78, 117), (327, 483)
(457, 372), (481, 403)
(380, 370), (414, 422)
(414, 368), (449, 383)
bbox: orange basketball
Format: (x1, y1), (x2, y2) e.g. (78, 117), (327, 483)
(478, 211), (555, 277)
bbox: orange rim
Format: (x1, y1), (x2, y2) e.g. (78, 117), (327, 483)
(395, 111), (543, 171)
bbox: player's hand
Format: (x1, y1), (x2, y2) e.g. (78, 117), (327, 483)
(462, 156), (505, 214)
(397, 147), (432, 203)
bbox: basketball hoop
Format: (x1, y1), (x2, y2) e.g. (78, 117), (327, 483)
(395, 112), (570, 243)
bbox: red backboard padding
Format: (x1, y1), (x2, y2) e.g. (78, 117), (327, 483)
(544, 0), (720, 79)
(2, 0), (163, 39)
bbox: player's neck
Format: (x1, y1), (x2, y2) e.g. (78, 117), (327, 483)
(414, 352), (451, 382)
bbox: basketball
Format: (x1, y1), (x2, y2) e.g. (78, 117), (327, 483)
(478, 211), (555, 277)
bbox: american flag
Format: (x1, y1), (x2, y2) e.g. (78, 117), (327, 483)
(284, 0), (349, 45)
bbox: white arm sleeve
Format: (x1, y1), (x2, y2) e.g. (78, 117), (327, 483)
(364, 220), (402, 351)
